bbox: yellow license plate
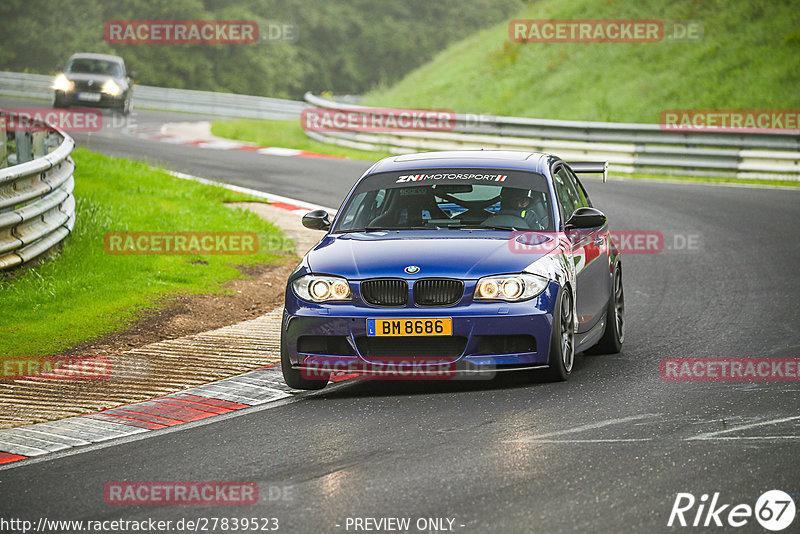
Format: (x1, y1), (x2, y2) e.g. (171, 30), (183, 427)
(367, 318), (452, 337)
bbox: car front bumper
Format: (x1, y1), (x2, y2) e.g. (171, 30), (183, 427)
(282, 281), (560, 377)
(55, 90), (126, 108)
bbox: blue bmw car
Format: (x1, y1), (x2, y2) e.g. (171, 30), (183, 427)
(281, 150), (623, 389)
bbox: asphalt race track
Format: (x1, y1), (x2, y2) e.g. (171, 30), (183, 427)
(2, 98), (799, 532)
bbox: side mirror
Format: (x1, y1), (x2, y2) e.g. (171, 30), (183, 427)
(565, 207), (607, 230)
(302, 209), (331, 231)
(128, 71), (137, 80)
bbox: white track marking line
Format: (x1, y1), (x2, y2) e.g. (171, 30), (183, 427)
(257, 147), (303, 156)
(687, 415), (800, 441)
(690, 436), (800, 441)
(519, 439), (653, 443)
(504, 414), (659, 443)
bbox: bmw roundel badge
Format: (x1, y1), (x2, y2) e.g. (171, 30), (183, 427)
(404, 265), (420, 274)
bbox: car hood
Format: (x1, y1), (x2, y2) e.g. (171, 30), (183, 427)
(305, 230), (557, 279)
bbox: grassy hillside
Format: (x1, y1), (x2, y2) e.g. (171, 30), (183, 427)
(364, 0), (800, 123)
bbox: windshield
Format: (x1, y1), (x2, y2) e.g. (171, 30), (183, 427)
(66, 58), (123, 77)
(334, 169), (553, 232)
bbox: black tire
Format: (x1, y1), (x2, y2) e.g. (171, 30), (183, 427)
(53, 94), (67, 109)
(280, 336), (329, 390)
(543, 286), (575, 382)
(116, 97), (131, 116)
(590, 264), (624, 354)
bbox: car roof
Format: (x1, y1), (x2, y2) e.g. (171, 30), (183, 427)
(367, 150), (556, 175)
(67, 53), (125, 64)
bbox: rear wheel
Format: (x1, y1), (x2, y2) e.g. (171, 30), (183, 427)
(543, 287), (575, 381)
(590, 264), (624, 354)
(281, 336), (329, 390)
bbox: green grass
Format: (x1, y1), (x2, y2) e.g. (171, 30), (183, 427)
(610, 172), (799, 188)
(210, 119), (394, 161)
(614, 173), (800, 187)
(364, 0), (800, 123)
(0, 148), (293, 359)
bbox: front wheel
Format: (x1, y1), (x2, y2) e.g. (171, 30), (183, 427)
(543, 286), (575, 381)
(53, 93), (67, 108)
(116, 96), (132, 115)
(590, 264), (624, 354)
(281, 337), (329, 390)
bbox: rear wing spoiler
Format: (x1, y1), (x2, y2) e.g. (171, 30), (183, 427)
(567, 161), (609, 183)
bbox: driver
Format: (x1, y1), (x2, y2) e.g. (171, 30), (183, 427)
(499, 188), (544, 229)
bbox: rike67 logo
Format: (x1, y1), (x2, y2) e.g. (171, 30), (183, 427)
(668, 490), (796, 531)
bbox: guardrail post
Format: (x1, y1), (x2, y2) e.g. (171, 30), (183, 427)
(15, 131), (32, 164)
(32, 131), (46, 158)
(0, 112), (6, 169)
(45, 132), (61, 154)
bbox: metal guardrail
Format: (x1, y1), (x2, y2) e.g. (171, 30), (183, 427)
(2, 72), (796, 179)
(304, 93), (800, 180)
(0, 71), (305, 119)
(0, 110), (75, 270)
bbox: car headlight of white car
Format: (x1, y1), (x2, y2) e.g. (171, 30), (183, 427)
(292, 274), (351, 302)
(101, 80), (121, 96)
(474, 273), (549, 302)
(52, 74), (74, 92)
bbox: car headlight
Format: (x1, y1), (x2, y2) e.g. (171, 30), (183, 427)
(101, 80), (121, 96)
(474, 274), (548, 302)
(292, 275), (351, 302)
(52, 74), (74, 92)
